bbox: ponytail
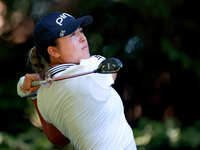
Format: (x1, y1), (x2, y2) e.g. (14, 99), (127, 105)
(28, 47), (46, 79)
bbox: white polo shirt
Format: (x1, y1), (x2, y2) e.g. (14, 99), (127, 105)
(18, 55), (137, 150)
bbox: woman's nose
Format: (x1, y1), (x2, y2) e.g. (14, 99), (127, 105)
(79, 33), (86, 43)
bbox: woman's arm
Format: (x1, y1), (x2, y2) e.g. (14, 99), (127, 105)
(18, 74), (70, 147)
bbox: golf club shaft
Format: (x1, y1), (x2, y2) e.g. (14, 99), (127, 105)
(31, 71), (94, 87)
(55, 71), (94, 81)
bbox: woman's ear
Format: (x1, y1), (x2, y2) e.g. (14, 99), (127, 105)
(47, 46), (60, 58)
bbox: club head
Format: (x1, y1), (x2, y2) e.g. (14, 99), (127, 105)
(95, 58), (123, 73)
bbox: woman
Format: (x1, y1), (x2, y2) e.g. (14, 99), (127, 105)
(17, 12), (137, 150)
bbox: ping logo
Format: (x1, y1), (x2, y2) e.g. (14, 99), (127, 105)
(56, 13), (72, 26)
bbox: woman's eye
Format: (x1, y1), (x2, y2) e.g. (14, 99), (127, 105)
(70, 32), (76, 36)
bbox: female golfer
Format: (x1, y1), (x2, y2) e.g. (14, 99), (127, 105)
(17, 12), (137, 150)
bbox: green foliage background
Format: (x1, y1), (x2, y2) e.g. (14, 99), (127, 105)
(0, 0), (200, 149)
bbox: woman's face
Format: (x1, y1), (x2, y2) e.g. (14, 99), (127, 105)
(49, 27), (90, 65)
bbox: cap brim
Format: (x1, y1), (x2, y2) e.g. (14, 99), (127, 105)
(63, 15), (93, 36)
(79, 15), (93, 27)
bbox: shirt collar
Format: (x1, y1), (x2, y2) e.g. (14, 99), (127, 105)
(48, 64), (76, 77)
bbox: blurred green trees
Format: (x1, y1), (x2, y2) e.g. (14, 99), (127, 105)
(0, 0), (200, 149)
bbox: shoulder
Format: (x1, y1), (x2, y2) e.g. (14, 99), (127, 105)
(88, 55), (105, 64)
(80, 55), (115, 92)
(92, 55), (105, 60)
(81, 55), (105, 64)
(80, 55), (105, 71)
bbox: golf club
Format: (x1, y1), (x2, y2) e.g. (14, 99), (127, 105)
(31, 58), (123, 87)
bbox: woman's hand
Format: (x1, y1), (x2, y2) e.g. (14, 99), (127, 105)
(20, 74), (41, 94)
(112, 73), (117, 81)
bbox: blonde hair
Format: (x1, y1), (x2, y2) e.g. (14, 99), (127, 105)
(28, 46), (46, 79)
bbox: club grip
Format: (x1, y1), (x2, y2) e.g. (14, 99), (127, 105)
(31, 80), (47, 87)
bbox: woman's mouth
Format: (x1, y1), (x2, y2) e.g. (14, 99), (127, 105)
(82, 45), (88, 50)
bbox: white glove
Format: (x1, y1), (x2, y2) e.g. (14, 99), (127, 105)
(17, 76), (37, 99)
